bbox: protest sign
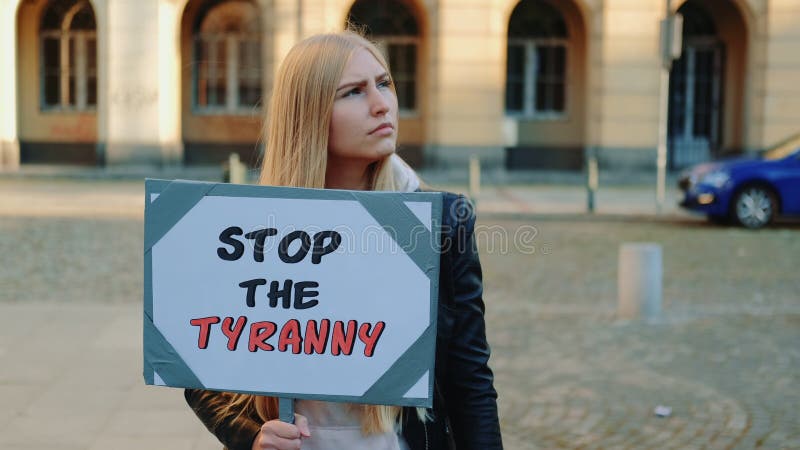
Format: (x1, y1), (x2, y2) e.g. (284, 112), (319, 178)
(143, 179), (442, 408)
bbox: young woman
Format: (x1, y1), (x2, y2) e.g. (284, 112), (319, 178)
(184, 31), (502, 450)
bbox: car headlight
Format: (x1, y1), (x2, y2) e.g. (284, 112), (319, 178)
(700, 170), (730, 188)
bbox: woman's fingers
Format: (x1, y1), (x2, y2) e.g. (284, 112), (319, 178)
(254, 414), (310, 450)
(258, 435), (301, 450)
(294, 413), (311, 437)
(264, 420), (299, 439)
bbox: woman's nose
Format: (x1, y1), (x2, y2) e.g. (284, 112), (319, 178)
(369, 86), (390, 117)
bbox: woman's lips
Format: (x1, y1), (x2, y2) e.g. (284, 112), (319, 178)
(369, 123), (394, 135)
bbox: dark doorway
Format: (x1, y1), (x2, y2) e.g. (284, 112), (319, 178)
(668, 1), (724, 169)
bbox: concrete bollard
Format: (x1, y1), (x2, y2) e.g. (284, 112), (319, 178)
(618, 243), (663, 322)
(228, 153), (247, 184)
(469, 155), (481, 204)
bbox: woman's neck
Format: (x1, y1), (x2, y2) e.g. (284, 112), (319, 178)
(325, 156), (372, 191)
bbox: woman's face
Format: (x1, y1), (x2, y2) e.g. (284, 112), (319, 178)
(328, 48), (398, 162)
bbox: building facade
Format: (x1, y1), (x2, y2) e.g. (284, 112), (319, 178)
(1, 0), (799, 171)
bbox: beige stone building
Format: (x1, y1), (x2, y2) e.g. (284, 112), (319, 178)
(2, 0), (799, 172)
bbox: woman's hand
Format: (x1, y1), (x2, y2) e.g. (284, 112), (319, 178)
(252, 414), (311, 450)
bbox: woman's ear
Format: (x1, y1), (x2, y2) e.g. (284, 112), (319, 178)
(390, 153), (420, 192)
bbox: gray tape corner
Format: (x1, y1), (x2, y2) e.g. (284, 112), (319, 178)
(144, 179), (217, 251)
(143, 315), (205, 390)
(360, 324), (436, 406)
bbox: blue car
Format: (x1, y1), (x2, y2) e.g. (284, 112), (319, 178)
(679, 139), (800, 228)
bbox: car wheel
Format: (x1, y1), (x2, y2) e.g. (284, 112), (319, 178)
(733, 186), (776, 229)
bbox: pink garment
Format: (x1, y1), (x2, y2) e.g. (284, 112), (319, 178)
(295, 400), (406, 450)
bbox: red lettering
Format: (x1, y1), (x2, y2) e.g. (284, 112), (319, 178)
(278, 319), (303, 354)
(189, 316), (221, 349)
(358, 322), (385, 357)
(303, 319), (330, 355)
(190, 317), (385, 357)
(221, 316), (247, 351)
(248, 321), (277, 352)
(330, 320), (357, 356)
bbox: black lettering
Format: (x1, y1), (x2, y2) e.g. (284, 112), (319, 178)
(293, 281), (320, 309)
(279, 231), (311, 264)
(244, 228), (278, 262)
(268, 279), (294, 308)
(312, 231), (342, 264)
(217, 227), (244, 261)
(239, 278), (267, 307)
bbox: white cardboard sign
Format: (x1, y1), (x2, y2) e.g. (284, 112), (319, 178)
(143, 179), (442, 407)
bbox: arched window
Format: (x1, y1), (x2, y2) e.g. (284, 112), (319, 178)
(194, 0), (262, 112)
(506, 0), (567, 116)
(347, 0), (419, 113)
(40, 0), (97, 111)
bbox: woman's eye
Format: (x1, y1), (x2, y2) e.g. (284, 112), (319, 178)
(344, 88), (361, 97)
(378, 79), (393, 89)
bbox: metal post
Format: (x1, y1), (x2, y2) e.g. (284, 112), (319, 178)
(656, 0), (670, 214)
(586, 147), (598, 213)
(656, 70), (669, 214)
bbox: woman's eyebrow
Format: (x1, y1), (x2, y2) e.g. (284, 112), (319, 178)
(336, 72), (390, 92)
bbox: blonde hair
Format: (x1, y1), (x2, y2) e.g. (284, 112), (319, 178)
(222, 31), (403, 435)
(258, 31), (397, 191)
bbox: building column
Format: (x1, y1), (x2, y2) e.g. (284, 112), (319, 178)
(157, 0), (183, 166)
(761, 0), (800, 147)
(426, 0), (509, 170)
(584, 0), (603, 163)
(0, 0), (20, 170)
(594, 0), (662, 170)
(103, 0), (168, 165)
(272, 0), (301, 64)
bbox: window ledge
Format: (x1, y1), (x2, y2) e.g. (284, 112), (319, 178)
(399, 110), (420, 119)
(40, 107), (98, 114)
(505, 113), (569, 122)
(192, 108), (263, 117)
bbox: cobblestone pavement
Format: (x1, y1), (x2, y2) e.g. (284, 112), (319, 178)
(484, 218), (800, 450)
(1, 179), (798, 449)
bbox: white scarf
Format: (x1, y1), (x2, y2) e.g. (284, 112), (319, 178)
(389, 153), (420, 192)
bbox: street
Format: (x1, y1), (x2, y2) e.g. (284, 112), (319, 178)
(1, 178), (798, 449)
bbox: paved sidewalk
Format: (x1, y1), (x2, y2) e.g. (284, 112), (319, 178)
(0, 302), (220, 450)
(0, 175), (691, 219)
(439, 183), (687, 218)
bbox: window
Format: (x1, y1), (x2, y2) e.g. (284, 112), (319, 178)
(506, 0), (567, 117)
(194, 0), (262, 112)
(40, 0), (97, 111)
(347, 0), (419, 113)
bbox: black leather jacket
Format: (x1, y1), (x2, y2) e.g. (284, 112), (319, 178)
(185, 192), (502, 450)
